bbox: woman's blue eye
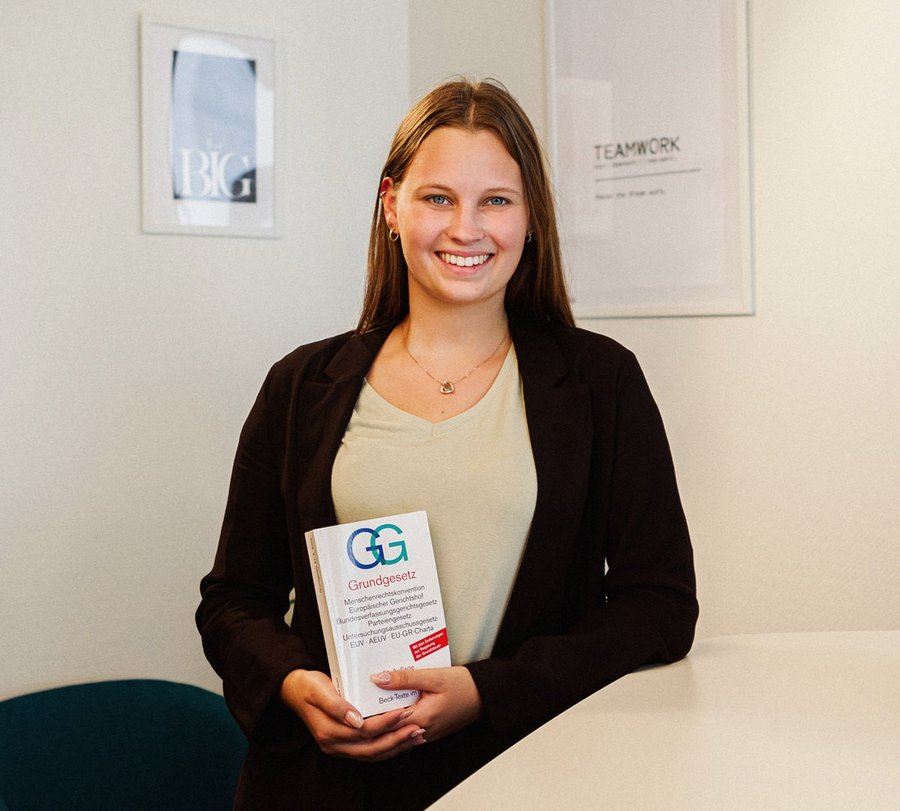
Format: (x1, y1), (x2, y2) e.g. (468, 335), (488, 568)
(429, 195), (450, 205)
(486, 197), (509, 206)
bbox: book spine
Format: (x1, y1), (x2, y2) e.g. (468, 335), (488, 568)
(305, 532), (344, 698)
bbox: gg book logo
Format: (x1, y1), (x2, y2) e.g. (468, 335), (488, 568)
(347, 523), (409, 570)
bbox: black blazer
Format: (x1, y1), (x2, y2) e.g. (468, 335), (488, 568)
(197, 316), (698, 809)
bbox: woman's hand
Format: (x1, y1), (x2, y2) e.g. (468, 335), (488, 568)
(370, 665), (482, 744)
(280, 669), (425, 761)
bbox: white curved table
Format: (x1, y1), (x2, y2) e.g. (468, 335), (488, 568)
(430, 632), (899, 810)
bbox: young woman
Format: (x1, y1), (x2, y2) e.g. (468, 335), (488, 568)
(197, 79), (698, 809)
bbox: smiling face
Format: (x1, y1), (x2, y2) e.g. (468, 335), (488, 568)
(382, 127), (530, 315)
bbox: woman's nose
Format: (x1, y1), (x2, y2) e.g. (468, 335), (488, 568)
(446, 204), (484, 242)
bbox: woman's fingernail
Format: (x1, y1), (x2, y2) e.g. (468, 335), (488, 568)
(344, 710), (364, 729)
(371, 671), (391, 685)
(410, 728), (427, 744)
(399, 708), (414, 720)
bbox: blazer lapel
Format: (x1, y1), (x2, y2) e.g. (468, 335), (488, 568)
(493, 319), (594, 655)
(292, 329), (392, 533)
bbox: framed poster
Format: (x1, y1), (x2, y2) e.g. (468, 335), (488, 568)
(141, 16), (279, 237)
(548, 0), (753, 317)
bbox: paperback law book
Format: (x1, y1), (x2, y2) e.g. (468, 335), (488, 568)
(305, 510), (451, 717)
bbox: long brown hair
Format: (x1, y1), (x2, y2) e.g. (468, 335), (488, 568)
(356, 78), (574, 332)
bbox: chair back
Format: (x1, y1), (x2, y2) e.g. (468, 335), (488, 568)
(0, 679), (246, 811)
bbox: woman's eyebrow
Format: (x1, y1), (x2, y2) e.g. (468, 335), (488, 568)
(413, 183), (523, 196)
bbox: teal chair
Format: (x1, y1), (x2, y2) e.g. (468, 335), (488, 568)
(0, 679), (246, 811)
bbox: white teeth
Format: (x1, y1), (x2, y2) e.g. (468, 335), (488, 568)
(439, 253), (491, 267)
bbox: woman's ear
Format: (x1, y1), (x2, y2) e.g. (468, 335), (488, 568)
(380, 177), (397, 229)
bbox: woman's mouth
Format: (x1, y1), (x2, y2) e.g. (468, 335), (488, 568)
(437, 252), (493, 268)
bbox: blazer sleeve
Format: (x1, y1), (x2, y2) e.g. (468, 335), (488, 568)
(195, 367), (314, 748)
(465, 347), (698, 742)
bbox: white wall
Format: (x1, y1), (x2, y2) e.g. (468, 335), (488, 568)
(408, 0), (546, 128)
(1, 0), (409, 700)
(408, 0), (900, 638)
(593, 1), (900, 637)
(2, 0), (897, 702)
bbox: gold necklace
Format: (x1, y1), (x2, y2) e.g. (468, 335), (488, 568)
(401, 328), (508, 395)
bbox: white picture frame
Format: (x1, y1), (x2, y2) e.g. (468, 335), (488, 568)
(140, 15), (280, 238)
(547, 0), (753, 317)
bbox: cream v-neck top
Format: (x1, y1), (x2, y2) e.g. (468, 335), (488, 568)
(331, 347), (537, 665)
